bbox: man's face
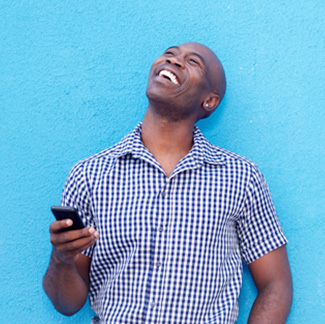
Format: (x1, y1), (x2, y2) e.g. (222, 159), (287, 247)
(146, 43), (214, 121)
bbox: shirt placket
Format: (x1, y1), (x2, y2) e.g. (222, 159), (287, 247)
(142, 174), (173, 323)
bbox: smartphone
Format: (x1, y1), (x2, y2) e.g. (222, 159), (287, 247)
(51, 206), (85, 232)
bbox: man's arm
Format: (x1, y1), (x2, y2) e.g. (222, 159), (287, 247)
(43, 219), (98, 316)
(247, 245), (292, 324)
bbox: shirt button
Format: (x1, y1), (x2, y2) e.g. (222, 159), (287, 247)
(162, 192), (166, 197)
(157, 262), (161, 267)
(159, 226), (163, 232)
(151, 302), (156, 308)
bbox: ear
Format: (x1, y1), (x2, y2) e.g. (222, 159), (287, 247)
(202, 94), (220, 113)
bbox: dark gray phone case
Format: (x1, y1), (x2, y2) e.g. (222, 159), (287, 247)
(51, 206), (85, 232)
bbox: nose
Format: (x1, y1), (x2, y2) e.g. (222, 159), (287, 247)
(166, 56), (184, 69)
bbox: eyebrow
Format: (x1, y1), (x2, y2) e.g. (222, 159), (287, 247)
(165, 46), (206, 67)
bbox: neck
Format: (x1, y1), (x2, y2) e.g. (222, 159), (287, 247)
(141, 108), (195, 177)
(142, 109), (195, 154)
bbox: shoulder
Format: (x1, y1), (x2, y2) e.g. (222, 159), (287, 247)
(206, 140), (260, 176)
(194, 127), (263, 184)
(195, 126), (258, 171)
(68, 127), (137, 178)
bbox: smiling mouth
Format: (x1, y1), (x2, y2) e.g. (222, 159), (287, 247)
(158, 70), (180, 85)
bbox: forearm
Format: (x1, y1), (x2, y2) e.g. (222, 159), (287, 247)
(43, 252), (89, 316)
(248, 284), (292, 324)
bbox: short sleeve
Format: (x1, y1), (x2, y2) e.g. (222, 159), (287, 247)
(237, 165), (288, 264)
(61, 161), (96, 258)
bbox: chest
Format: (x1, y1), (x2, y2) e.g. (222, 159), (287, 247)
(89, 159), (247, 257)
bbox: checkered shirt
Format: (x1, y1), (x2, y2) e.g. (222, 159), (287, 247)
(61, 123), (287, 324)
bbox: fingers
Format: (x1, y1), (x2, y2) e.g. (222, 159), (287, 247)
(51, 225), (96, 244)
(50, 219), (74, 233)
(49, 220), (99, 264)
(55, 233), (98, 256)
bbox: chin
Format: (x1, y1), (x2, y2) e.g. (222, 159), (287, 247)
(146, 86), (169, 104)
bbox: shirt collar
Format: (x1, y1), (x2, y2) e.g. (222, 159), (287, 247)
(109, 122), (225, 167)
(190, 126), (225, 166)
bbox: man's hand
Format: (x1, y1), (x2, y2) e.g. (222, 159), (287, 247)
(43, 220), (99, 316)
(50, 219), (99, 264)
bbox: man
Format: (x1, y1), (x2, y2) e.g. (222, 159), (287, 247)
(43, 42), (292, 323)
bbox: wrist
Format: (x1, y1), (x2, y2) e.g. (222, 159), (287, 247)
(51, 250), (77, 267)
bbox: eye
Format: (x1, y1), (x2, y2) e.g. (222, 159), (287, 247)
(189, 57), (199, 65)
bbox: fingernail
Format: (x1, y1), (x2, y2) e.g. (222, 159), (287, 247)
(88, 227), (95, 234)
(66, 219), (73, 226)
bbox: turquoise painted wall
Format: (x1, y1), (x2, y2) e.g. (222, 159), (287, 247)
(1, 1), (324, 323)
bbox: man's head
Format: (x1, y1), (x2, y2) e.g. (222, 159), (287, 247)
(146, 42), (226, 122)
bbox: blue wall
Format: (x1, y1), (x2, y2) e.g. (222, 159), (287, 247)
(1, 1), (324, 323)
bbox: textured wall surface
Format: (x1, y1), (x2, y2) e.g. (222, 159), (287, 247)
(1, 1), (324, 323)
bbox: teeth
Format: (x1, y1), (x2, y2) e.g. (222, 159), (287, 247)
(159, 70), (179, 85)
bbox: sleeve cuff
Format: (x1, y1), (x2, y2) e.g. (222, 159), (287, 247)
(241, 234), (288, 264)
